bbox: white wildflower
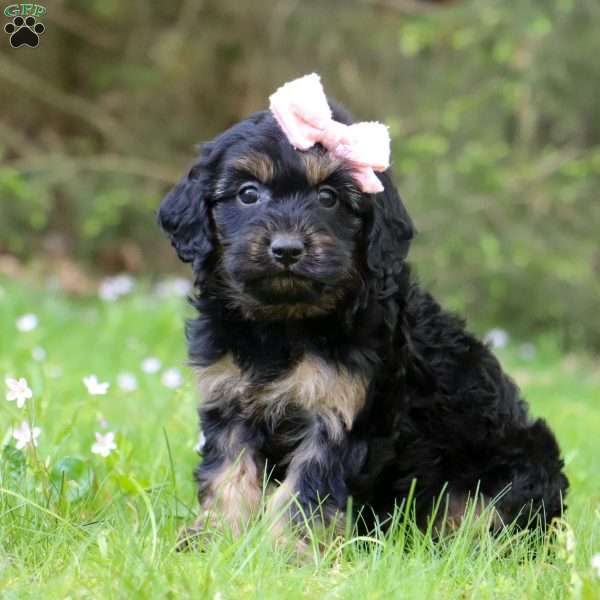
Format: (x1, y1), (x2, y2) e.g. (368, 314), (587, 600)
(99, 274), (135, 302)
(484, 328), (510, 349)
(141, 357), (161, 374)
(91, 432), (117, 457)
(16, 313), (38, 332)
(11, 421), (41, 449)
(5, 377), (32, 408)
(83, 375), (110, 396)
(161, 368), (183, 389)
(195, 431), (206, 454)
(117, 372), (138, 392)
(566, 529), (576, 553)
(32, 346), (46, 362)
(592, 553), (600, 577)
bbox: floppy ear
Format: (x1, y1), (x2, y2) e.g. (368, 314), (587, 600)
(363, 170), (414, 308)
(157, 143), (218, 280)
(328, 102), (414, 301)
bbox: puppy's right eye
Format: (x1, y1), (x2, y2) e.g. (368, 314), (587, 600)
(237, 183), (260, 205)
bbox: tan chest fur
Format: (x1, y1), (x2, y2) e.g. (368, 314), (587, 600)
(196, 353), (367, 440)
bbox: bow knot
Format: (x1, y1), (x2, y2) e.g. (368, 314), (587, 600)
(269, 73), (390, 193)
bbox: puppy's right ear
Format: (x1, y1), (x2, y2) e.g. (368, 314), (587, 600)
(158, 143), (217, 278)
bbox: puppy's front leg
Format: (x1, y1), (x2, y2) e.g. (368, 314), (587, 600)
(268, 419), (348, 541)
(180, 416), (264, 547)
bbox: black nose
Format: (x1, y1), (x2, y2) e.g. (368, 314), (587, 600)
(270, 235), (305, 266)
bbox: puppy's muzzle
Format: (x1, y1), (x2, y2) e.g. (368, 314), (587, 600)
(269, 234), (305, 267)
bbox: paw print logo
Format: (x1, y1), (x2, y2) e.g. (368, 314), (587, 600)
(4, 16), (45, 48)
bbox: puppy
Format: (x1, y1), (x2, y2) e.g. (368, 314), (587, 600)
(158, 93), (568, 545)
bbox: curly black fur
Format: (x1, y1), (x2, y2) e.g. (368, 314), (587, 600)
(158, 102), (568, 539)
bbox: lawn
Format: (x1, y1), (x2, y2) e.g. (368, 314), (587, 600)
(1, 276), (599, 599)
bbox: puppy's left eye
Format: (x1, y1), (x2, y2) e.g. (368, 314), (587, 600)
(317, 186), (338, 209)
(238, 183), (261, 205)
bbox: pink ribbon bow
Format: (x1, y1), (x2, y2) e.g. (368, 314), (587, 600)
(269, 73), (390, 193)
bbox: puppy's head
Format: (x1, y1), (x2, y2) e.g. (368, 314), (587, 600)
(158, 105), (413, 320)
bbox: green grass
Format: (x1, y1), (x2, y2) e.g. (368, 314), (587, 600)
(1, 276), (599, 599)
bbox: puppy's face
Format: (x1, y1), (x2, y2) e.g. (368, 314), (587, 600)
(158, 109), (414, 320)
(212, 143), (364, 317)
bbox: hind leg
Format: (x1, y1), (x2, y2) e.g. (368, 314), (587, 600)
(435, 418), (568, 532)
(477, 418), (569, 529)
(380, 418), (568, 532)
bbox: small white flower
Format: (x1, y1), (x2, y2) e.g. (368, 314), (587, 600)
(5, 377), (32, 409)
(117, 372), (138, 392)
(161, 368), (183, 389)
(591, 553), (600, 577)
(195, 431), (206, 454)
(32, 346), (46, 362)
(141, 357), (161, 374)
(99, 274), (135, 302)
(16, 313), (38, 332)
(91, 431), (117, 457)
(97, 414), (109, 429)
(83, 375), (110, 396)
(565, 529), (576, 553)
(484, 328), (510, 349)
(11, 421), (41, 449)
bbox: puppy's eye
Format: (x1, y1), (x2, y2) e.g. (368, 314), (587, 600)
(317, 186), (338, 209)
(238, 183), (260, 205)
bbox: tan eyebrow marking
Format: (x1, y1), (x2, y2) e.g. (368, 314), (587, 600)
(232, 152), (276, 183)
(300, 153), (342, 186)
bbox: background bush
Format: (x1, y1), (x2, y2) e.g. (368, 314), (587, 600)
(1, 0), (599, 348)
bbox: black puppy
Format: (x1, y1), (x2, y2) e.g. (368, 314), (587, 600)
(158, 101), (568, 544)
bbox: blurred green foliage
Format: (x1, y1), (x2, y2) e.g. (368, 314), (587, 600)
(0, 0), (599, 348)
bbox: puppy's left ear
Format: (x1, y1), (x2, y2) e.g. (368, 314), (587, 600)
(157, 142), (218, 279)
(364, 170), (414, 298)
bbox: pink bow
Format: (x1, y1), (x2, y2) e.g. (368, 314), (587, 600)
(269, 73), (390, 193)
